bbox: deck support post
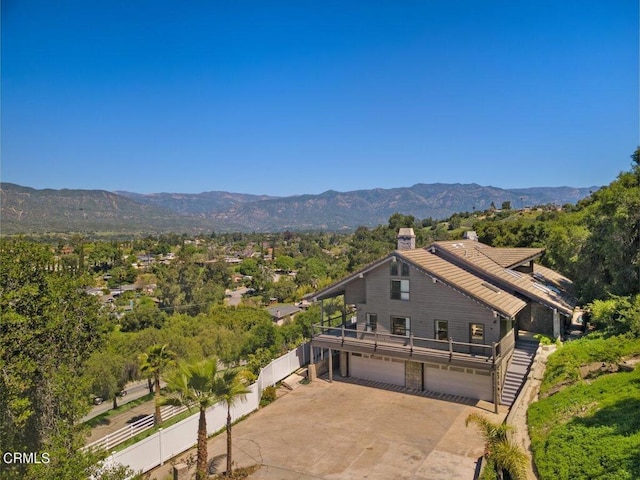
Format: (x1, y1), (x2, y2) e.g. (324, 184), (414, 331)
(328, 348), (333, 383)
(492, 342), (499, 413)
(493, 370), (499, 414)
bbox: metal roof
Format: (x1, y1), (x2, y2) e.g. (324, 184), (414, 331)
(312, 238), (576, 318)
(433, 240), (544, 268)
(398, 249), (527, 318)
(432, 241), (575, 316)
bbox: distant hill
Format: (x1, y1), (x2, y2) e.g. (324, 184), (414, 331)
(115, 191), (277, 215)
(0, 183), (195, 235)
(0, 182), (597, 234)
(206, 183), (596, 231)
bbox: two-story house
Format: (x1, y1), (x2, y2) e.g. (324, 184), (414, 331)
(310, 229), (575, 410)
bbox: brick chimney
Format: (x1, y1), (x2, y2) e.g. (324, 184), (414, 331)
(397, 228), (416, 250)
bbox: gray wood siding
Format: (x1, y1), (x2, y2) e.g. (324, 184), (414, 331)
(344, 277), (366, 304)
(347, 261), (501, 345)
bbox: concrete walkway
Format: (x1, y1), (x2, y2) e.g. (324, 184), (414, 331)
(148, 379), (507, 480)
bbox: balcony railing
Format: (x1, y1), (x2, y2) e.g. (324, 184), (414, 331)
(311, 323), (515, 367)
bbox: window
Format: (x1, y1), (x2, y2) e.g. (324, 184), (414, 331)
(391, 316), (410, 336)
(470, 323), (484, 343)
(391, 280), (410, 300)
(390, 261), (410, 276)
(401, 262), (410, 276)
(366, 313), (378, 332)
(435, 320), (448, 340)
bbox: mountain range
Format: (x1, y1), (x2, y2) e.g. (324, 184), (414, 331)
(0, 182), (597, 235)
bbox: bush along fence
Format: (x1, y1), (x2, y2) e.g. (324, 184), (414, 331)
(97, 342), (311, 475)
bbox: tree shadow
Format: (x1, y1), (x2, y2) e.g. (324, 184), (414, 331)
(568, 397), (640, 477)
(126, 414), (151, 424)
(92, 417), (111, 426)
(208, 454), (226, 474)
(570, 397), (640, 436)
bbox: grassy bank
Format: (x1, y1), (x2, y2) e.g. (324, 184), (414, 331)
(528, 335), (640, 480)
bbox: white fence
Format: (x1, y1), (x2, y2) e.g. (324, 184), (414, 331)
(100, 342), (310, 476)
(85, 404), (188, 451)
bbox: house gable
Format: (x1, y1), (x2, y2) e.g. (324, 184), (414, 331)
(338, 255), (513, 345)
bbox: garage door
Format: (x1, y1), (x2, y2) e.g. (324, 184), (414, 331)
(349, 353), (405, 387)
(424, 364), (493, 401)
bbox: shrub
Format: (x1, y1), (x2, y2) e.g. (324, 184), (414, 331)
(534, 333), (554, 345)
(260, 386), (277, 407)
(480, 458), (498, 480)
(589, 294), (640, 337)
(540, 335), (640, 395)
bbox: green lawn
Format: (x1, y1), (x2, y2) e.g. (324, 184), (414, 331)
(528, 336), (640, 480)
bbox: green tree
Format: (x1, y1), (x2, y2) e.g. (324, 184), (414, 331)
(238, 258), (260, 277)
(121, 296), (166, 332)
(264, 277), (297, 303)
(388, 212), (418, 230)
(448, 216), (462, 230)
(154, 262), (186, 311)
(542, 216), (589, 280)
(575, 160), (640, 301)
(588, 294), (640, 336)
(154, 248), (225, 315)
(87, 241), (119, 272)
(632, 146), (640, 172)
(202, 260), (232, 289)
(347, 225), (394, 271)
(296, 257), (330, 288)
(85, 350), (130, 409)
(139, 344), (176, 424)
(0, 239), (111, 479)
(274, 254), (296, 272)
(465, 413), (528, 480)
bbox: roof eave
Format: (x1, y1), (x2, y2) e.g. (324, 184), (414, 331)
(504, 250), (545, 269)
(394, 251), (526, 319)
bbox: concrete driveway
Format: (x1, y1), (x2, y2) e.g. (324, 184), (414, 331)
(151, 379), (506, 480)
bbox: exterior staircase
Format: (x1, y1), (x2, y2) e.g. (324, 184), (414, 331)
(500, 338), (539, 407)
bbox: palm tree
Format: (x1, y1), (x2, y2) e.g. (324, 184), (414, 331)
(139, 344), (176, 425)
(163, 359), (250, 479)
(164, 358), (220, 480)
(465, 413), (529, 480)
(212, 367), (251, 476)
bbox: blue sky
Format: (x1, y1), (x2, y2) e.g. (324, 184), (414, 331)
(1, 1), (638, 196)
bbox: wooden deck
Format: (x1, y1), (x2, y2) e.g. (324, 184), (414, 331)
(311, 324), (515, 371)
